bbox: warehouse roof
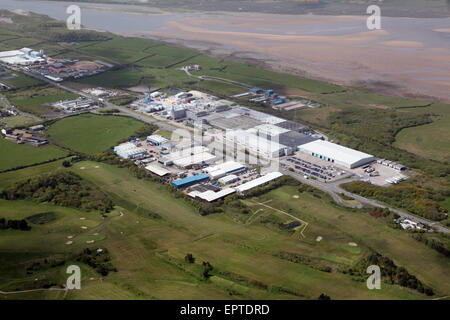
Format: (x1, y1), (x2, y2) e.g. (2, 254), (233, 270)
(235, 172), (283, 193)
(145, 164), (171, 177)
(147, 134), (168, 144)
(205, 161), (246, 175)
(298, 140), (374, 167)
(195, 188), (236, 202)
(275, 120), (308, 132)
(173, 152), (216, 168)
(225, 130), (290, 155)
(218, 174), (238, 184)
(278, 131), (318, 149)
(171, 174), (209, 188)
(253, 124), (290, 137)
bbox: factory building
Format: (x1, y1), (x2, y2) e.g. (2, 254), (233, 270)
(235, 172), (283, 193)
(145, 164), (171, 177)
(170, 106), (187, 120)
(0, 48), (46, 65)
(251, 123), (290, 137)
(171, 174), (210, 189)
(188, 188), (236, 202)
(275, 120), (309, 133)
(204, 161), (246, 179)
(278, 131), (318, 149)
(147, 134), (168, 146)
(218, 174), (239, 185)
(114, 143), (148, 159)
(159, 146), (216, 168)
(297, 140), (375, 169)
(225, 129), (292, 158)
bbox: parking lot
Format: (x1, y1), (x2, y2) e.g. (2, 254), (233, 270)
(281, 152), (352, 182)
(280, 151), (408, 186)
(353, 162), (407, 186)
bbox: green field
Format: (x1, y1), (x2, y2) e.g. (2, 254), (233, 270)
(1, 160), (448, 299)
(394, 103), (450, 162)
(0, 139), (67, 172)
(6, 86), (77, 116)
(46, 113), (147, 154)
(0, 72), (44, 89)
(0, 115), (36, 127)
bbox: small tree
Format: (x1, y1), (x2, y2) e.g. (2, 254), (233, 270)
(185, 253), (195, 264)
(318, 293), (331, 300)
(202, 261), (213, 279)
(62, 160), (72, 168)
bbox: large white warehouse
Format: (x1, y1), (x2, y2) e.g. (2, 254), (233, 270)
(297, 140), (375, 169)
(225, 129), (292, 158)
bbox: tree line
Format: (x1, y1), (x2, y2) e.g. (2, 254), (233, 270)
(0, 218), (31, 231)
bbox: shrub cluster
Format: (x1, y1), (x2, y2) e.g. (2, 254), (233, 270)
(0, 218), (31, 231)
(341, 181), (448, 221)
(1, 171), (114, 213)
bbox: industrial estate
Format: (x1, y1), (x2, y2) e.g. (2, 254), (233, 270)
(109, 86), (408, 207)
(0, 7), (448, 302)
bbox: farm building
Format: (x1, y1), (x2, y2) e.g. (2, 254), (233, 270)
(235, 172), (283, 193)
(114, 142), (148, 159)
(297, 140), (375, 169)
(171, 174), (209, 189)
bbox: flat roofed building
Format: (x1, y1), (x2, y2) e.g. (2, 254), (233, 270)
(298, 140), (375, 169)
(278, 131), (318, 149)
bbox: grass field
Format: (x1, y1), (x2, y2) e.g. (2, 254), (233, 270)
(0, 115), (36, 127)
(6, 86), (77, 116)
(394, 103), (450, 161)
(0, 72), (44, 89)
(0, 159), (67, 189)
(46, 113), (146, 154)
(0, 139), (67, 172)
(1, 160), (447, 299)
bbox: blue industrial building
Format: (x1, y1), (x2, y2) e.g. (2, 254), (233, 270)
(250, 88), (264, 94)
(171, 174), (209, 189)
